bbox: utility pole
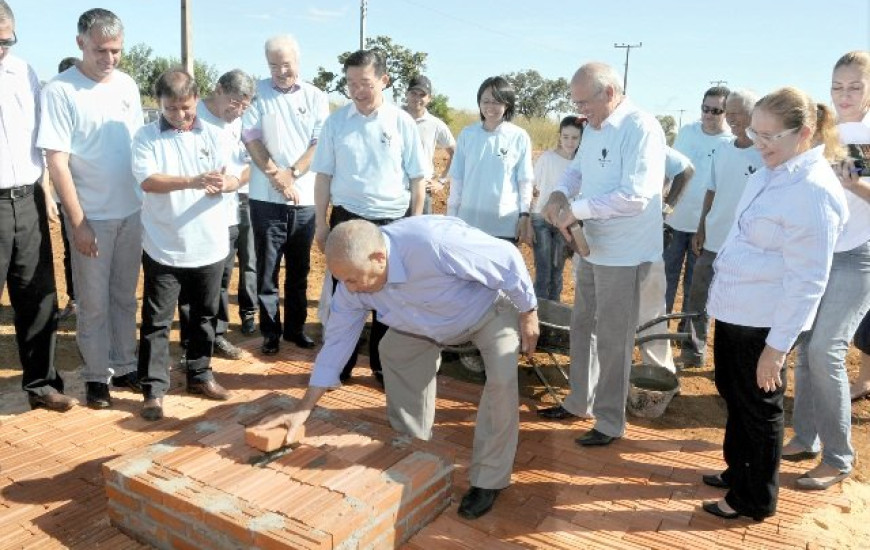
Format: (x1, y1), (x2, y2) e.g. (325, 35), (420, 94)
(614, 42), (642, 93)
(359, 0), (368, 50)
(181, 0), (193, 75)
(674, 109), (687, 129)
(710, 79), (728, 86)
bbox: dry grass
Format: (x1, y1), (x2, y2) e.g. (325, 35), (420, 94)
(447, 109), (560, 151)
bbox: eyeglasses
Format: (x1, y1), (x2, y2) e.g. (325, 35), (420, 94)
(572, 91), (602, 110)
(745, 126), (799, 146)
(0, 31), (17, 48)
(701, 105), (725, 115)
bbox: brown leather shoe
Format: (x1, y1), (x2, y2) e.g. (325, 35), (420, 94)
(28, 391), (78, 412)
(187, 379), (231, 401)
(141, 397), (163, 421)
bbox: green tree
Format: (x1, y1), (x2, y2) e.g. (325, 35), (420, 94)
(313, 35), (428, 102)
(427, 94), (451, 125)
(502, 70), (571, 119)
(656, 115), (677, 146)
(118, 42), (218, 101)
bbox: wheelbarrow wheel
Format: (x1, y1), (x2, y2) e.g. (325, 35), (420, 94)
(459, 350), (486, 374)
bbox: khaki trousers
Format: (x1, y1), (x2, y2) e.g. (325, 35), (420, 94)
(379, 296), (520, 489)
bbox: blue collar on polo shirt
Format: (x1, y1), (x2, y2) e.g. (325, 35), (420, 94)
(159, 115), (203, 133)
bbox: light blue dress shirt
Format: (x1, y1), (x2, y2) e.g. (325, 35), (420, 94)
(554, 98), (666, 266)
(309, 216), (537, 387)
(707, 146), (848, 352)
(311, 101), (427, 219)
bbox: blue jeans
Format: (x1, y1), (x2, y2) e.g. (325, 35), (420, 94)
(663, 225), (697, 314)
(250, 200), (315, 338)
(531, 214), (567, 301)
(791, 240), (870, 472)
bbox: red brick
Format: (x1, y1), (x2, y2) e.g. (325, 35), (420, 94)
(105, 485), (141, 514)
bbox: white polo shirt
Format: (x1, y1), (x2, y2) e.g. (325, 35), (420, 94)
(242, 80), (328, 206)
(132, 118), (241, 268)
(197, 101), (246, 226)
(835, 118), (870, 252)
(664, 146), (692, 181)
(703, 140), (763, 253)
(448, 121), (534, 237)
(411, 109), (455, 179)
(532, 150), (571, 215)
(0, 54), (42, 188)
(38, 67), (142, 220)
(311, 101), (427, 219)
(666, 121), (733, 232)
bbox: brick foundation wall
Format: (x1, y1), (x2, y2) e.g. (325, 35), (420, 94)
(103, 393), (454, 549)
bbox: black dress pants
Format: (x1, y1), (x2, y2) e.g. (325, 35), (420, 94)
(713, 320), (785, 519)
(0, 185), (62, 396)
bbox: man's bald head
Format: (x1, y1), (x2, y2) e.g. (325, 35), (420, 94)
(325, 220), (388, 294)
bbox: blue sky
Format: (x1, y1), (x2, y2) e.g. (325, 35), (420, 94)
(11, 0), (870, 127)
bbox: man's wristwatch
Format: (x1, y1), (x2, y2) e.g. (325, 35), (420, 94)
(290, 166), (302, 178)
(518, 212), (530, 218)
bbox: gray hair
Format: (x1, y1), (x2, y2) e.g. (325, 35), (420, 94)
(325, 220), (385, 268)
(217, 69), (255, 99)
(77, 8), (123, 40)
(264, 34), (299, 59)
(0, 1), (14, 24)
(726, 89), (759, 114)
(574, 62), (624, 96)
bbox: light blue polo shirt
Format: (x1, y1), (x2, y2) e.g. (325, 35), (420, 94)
(197, 101), (247, 225)
(667, 121), (732, 232)
(242, 80), (329, 206)
(448, 121), (533, 238)
(311, 101), (427, 219)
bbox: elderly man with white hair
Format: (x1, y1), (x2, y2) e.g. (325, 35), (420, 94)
(257, 216), (539, 520)
(242, 35), (330, 356)
(541, 62), (667, 447)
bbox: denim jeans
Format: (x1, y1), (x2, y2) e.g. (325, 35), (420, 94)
(683, 249), (717, 364)
(663, 225), (697, 314)
(791, 240), (870, 472)
(531, 214), (567, 301)
(251, 200), (315, 339)
(67, 211), (141, 383)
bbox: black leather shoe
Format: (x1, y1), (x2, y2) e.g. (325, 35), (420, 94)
(111, 372), (143, 393)
(702, 473), (729, 489)
(576, 428), (618, 447)
(782, 449), (820, 462)
(241, 316), (256, 335)
(214, 335), (243, 360)
(457, 487), (501, 520)
(141, 397), (163, 421)
(187, 379), (231, 401)
(536, 405), (577, 420)
(28, 391), (78, 411)
(702, 500), (738, 519)
(86, 382), (112, 409)
(261, 334), (280, 355)
(283, 332), (315, 349)
(373, 371), (384, 388)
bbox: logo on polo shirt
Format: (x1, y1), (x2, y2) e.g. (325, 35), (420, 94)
(745, 165), (757, 176)
(496, 147), (509, 158)
(298, 106), (307, 115)
(200, 147), (212, 160)
(381, 131), (393, 146)
(598, 148), (611, 167)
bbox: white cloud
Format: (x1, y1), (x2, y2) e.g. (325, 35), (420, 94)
(303, 6), (348, 23)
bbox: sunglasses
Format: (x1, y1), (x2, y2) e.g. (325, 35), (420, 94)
(701, 105), (725, 115)
(745, 126), (799, 146)
(0, 31), (17, 48)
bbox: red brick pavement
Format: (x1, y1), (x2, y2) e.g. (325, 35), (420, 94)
(0, 339), (854, 549)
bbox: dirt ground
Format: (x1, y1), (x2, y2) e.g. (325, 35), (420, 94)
(0, 149), (868, 541)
